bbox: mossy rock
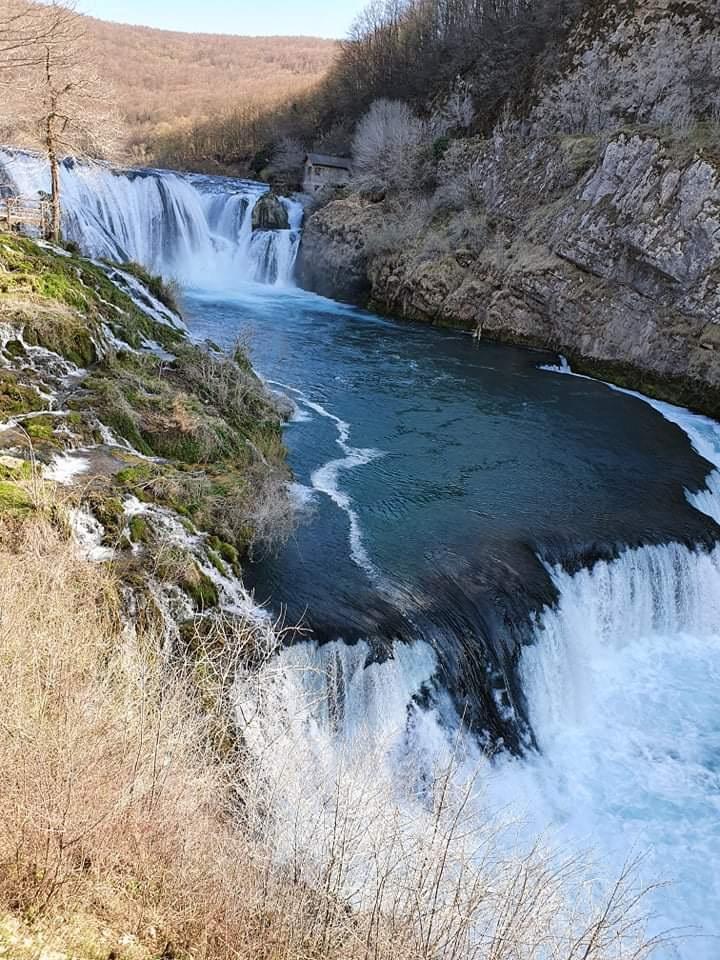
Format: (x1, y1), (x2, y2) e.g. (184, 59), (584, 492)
(25, 416), (57, 443)
(206, 548), (228, 577)
(207, 535), (241, 575)
(183, 563), (219, 609)
(4, 339), (25, 359)
(116, 260), (182, 316)
(0, 481), (32, 514)
(0, 236), (182, 361)
(157, 548), (219, 610)
(128, 515), (151, 545)
(0, 371), (43, 416)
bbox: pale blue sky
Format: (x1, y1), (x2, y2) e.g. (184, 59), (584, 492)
(76, 0), (368, 38)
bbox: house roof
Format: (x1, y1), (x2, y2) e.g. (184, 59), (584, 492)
(305, 153), (352, 170)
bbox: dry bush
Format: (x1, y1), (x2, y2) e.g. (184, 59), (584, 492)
(446, 209), (489, 256)
(363, 198), (431, 258)
(352, 99), (427, 193)
(0, 519), (328, 958)
(174, 340), (285, 430)
(433, 157), (486, 212)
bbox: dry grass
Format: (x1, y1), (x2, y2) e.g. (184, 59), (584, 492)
(0, 516), (666, 959)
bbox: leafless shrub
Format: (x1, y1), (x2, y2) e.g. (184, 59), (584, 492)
(352, 99), (427, 193)
(447, 209), (489, 255)
(433, 158), (486, 212)
(174, 340), (282, 429)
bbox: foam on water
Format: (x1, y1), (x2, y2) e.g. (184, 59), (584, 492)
(237, 369), (720, 958)
(268, 379), (387, 586)
(0, 149), (303, 289)
(44, 453), (90, 484)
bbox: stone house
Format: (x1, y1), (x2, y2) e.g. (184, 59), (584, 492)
(303, 153), (352, 194)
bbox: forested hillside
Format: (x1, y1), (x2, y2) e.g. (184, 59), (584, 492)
(0, 5), (337, 168)
(90, 18), (337, 164)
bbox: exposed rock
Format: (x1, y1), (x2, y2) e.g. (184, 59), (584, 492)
(296, 195), (386, 302)
(251, 193), (289, 231)
(299, 131), (720, 417)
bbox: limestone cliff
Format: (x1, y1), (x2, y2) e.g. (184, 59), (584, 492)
(297, 0), (720, 416)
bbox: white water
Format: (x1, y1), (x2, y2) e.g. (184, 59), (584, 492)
(269, 379), (387, 585)
(0, 148), (303, 289)
(4, 139), (718, 951)
(236, 382), (720, 959)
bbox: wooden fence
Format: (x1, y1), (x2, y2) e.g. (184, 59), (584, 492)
(0, 196), (51, 235)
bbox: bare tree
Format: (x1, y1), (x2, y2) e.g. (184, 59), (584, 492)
(0, 0), (75, 71)
(352, 98), (426, 191)
(0, 0), (120, 241)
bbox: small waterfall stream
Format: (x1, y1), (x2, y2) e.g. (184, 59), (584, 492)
(0, 148), (304, 288)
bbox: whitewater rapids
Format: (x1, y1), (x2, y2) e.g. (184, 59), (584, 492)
(234, 391), (720, 960)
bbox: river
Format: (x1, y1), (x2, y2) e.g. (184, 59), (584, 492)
(2, 152), (719, 957)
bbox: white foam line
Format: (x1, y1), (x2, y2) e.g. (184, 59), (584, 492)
(311, 451), (383, 582)
(540, 357), (720, 523)
(267, 380), (387, 585)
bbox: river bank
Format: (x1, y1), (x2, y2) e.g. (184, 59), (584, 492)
(298, 127), (720, 419)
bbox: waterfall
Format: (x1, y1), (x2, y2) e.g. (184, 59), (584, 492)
(236, 392), (720, 959)
(0, 148), (304, 289)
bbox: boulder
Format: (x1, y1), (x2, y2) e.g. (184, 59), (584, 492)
(251, 193), (289, 231)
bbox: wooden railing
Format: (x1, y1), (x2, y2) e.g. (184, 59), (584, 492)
(0, 196), (52, 235)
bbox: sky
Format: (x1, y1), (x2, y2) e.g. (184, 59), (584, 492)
(75, 0), (368, 38)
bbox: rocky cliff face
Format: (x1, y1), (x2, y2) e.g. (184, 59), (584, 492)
(296, 195), (386, 301)
(297, 0), (720, 417)
(299, 131), (720, 417)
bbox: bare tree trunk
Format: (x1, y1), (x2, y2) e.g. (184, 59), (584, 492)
(44, 48), (61, 243)
(48, 144), (61, 243)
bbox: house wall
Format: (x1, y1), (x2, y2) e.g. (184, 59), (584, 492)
(304, 164), (350, 193)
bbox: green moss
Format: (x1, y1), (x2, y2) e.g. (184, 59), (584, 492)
(128, 515), (151, 544)
(4, 339), (25, 359)
(0, 236), (182, 362)
(207, 535), (241, 573)
(119, 261), (182, 315)
(0, 481), (32, 514)
(25, 416), (57, 442)
(156, 548), (219, 610)
(206, 548), (228, 577)
(0, 372), (43, 416)
(184, 564), (219, 609)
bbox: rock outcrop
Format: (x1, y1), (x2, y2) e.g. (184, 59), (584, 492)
(296, 195), (386, 301)
(299, 131), (720, 417)
(252, 193), (290, 231)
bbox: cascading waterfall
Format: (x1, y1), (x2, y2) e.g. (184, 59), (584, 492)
(236, 392), (720, 959)
(0, 148), (304, 289)
(3, 139), (718, 954)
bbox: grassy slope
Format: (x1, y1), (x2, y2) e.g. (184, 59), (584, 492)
(0, 234), (290, 598)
